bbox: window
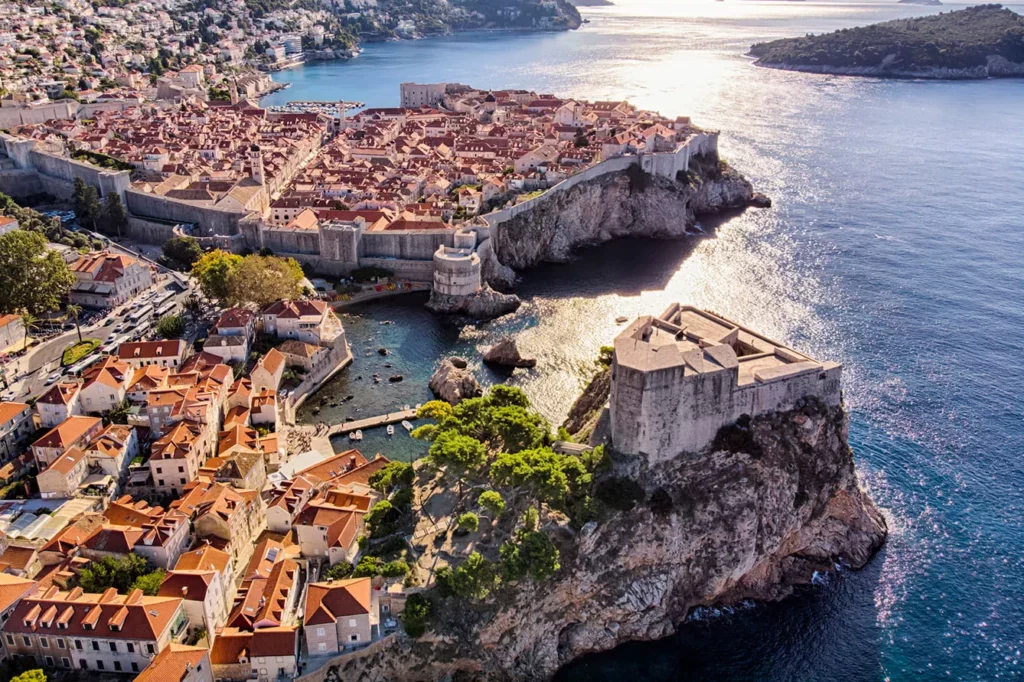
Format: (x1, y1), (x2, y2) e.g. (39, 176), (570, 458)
(156, 467), (162, 474)
(41, 637), (48, 648)
(348, 619), (356, 627)
(114, 661), (122, 672)
(22, 635), (30, 646)
(109, 642), (117, 652)
(62, 657), (71, 668)
(57, 638), (66, 649)
(158, 479), (164, 486)
(131, 662), (139, 672)
(127, 642), (134, 653)
(75, 639), (83, 650)
(318, 642), (326, 651)
(147, 643), (155, 654)
(92, 641), (99, 651)
(5, 634), (12, 645)
(316, 627), (324, 637)
(80, 660), (88, 670)
(45, 656), (53, 666)
(350, 634), (359, 642)
(178, 465), (184, 472)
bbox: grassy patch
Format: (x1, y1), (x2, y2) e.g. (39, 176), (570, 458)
(62, 338), (101, 366)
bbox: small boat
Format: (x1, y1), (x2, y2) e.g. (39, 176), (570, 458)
(350, 430), (363, 441)
(401, 420), (413, 432)
(388, 374), (403, 383)
(403, 404), (411, 411)
(386, 424), (395, 436)
(616, 316), (629, 324)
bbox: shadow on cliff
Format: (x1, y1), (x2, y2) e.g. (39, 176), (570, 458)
(554, 545), (889, 682)
(512, 209), (750, 301)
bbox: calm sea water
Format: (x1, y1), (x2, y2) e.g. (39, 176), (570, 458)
(268, 2), (1024, 679)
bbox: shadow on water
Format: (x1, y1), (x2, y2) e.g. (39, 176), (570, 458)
(554, 549), (887, 682)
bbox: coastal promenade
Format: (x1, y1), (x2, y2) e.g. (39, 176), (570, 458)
(326, 409), (418, 436)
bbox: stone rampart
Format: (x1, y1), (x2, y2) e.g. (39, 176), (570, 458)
(125, 189), (246, 238)
(0, 170), (44, 198)
(0, 101), (76, 128)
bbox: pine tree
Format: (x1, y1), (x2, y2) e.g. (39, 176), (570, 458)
(101, 192), (128, 239)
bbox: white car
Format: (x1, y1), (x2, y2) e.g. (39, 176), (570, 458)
(45, 372), (62, 385)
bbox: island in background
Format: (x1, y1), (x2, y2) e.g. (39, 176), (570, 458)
(749, 4), (1024, 79)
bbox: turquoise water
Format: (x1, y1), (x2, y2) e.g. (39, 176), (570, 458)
(275, 1), (1024, 678)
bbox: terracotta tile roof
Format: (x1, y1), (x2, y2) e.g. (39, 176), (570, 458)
(5, 587), (182, 641)
(117, 339), (186, 362)
(277, 339), (322, 359)
(304, 578), (371, 626)
(328, 453), (392, 488)
(250, 625), (297, 657)
(35, 383), (80, 406)
(209, 627), (252, 664)
(214, 308), (255, 333)
(297, 449), (370, 483)
(82, 355), (131, 390)
(262, 299), (327, 319)
(174, 544), (231, 573)
(0, 572), (37, 612)
(72, 251), (140, 283)
(83, 524), (144, 554)
(32, 415), (101, 450)
(257, 347), (285, 376)
(0, 400), (28, 423)
(41, 515), (105, 555)
(128, 365), (170, 392)
(136, 644), (210, 682)
(42, 446), (87, 476)
(157, 570), (214, 602)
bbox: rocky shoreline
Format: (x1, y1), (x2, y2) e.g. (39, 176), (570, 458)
(309, 386), (885, 682)
(754, 55), (1024, 79)
(488, 157), (766, 275)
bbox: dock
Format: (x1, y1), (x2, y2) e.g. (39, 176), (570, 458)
(326, 409), (418, 437)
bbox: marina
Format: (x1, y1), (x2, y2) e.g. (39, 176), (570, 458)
(265, 100), (365, 118)
(328, 408), (419, 437)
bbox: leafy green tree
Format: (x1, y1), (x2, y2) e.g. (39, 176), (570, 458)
(163, 236), (203, 269)
(72, 177), (101, 229)
(352, 555), (384, 578)
(156, 314), (184, 339)
(500, 529), (560, 582)
(426, 431), (486, 498)
(132, 568), (166, 596)
(10, 670), (47, 682)
(191, 249), (241, 301)
(79, 554), (163, 594)
(100, 192), (128, 238)
(478, 490), (505, 517)
(65, 304), (83, 343)
(456, 512), (479, 534)
(381, 560), (410, 578)
(0, 231), (75, 313)
(368, 461), (414, 494)
(19, 312), (37, 351)
(224, 254), (304, 307)
(436, 552), (499, 600)
(324, 562), (354, 581)
(401, 593), (431, 637)
(365, 500), (401, 538)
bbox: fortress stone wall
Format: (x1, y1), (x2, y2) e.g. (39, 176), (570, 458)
(610, 304), (841, 461)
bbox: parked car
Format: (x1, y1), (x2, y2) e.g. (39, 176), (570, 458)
(45, 372), (62, 385)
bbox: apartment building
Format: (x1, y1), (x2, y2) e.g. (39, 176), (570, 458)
(34, 383), (82, 429)
(69, 251), (153, 308)
(0, 401), (33, 465)
(303, 578), (375, 655)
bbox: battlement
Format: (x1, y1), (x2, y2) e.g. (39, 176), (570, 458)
(610, 304), (841, 461)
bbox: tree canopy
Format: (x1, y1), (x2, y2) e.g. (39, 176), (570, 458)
(78, 554), (165, 595)
(10, 670), (47, 682)
(224, 254), (305, 307)
(163, 235), (203, 269)
(191, 249), (241, 301)
(0, 230), (75, 314)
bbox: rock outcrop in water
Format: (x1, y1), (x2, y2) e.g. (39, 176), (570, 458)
(428, 357), (483, 405)
(425, 285), (522, 323)
(482, 338), (536, 369)
(489, 157), (760, 274)
(308, 389), (885, 682)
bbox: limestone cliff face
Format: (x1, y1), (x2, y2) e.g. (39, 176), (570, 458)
(310, 397), (886, 682)
(489, 160), (759, 274)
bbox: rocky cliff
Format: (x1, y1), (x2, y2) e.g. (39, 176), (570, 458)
(489, 156), (763, 274)
(309, 395), (886, 682)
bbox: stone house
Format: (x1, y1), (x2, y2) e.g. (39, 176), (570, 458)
(170, 481), (265, 568)
(69, 251), (153, 308)
(0, 314), (24, 352)
(34, 383), (82, 429)
(103, 496), (193, 570)
(303, 578), (375, 655)
(1, 586), (187, 674)
(0, 401), (33, 465)
(149, 421), (210, 497)
(250, 347), (285, 394)
(158, 569), (230, 642)
(30, 415), (103, 469)
(117, 339), (188, 370)
(78, 356), (132, 415)
(135, 644), (214, 682)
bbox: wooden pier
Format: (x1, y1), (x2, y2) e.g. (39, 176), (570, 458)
(325, 409), (418, 437)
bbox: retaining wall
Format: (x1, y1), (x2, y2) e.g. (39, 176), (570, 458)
(0, 169), (44, 197)
(0, 101), (76, 128)
(360, 229), (453, 260)
(125, 189), (246, 237)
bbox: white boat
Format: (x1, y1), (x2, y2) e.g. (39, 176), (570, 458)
(403, 404), (411, 410)
(401, 420), (413, 432)
(354, 430), (363, 441)
(386, 424), (395, 436)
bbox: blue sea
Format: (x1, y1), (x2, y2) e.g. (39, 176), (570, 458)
(265, 1), (1024, 679)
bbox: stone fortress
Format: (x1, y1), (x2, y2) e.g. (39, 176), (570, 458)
(610, 304), (842, 460)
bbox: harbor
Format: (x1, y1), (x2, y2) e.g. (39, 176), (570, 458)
(265, 100), (365, 117)
(326, 408), (419, 437)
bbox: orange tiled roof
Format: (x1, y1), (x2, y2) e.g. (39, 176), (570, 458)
(304, 578), (371, 626)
